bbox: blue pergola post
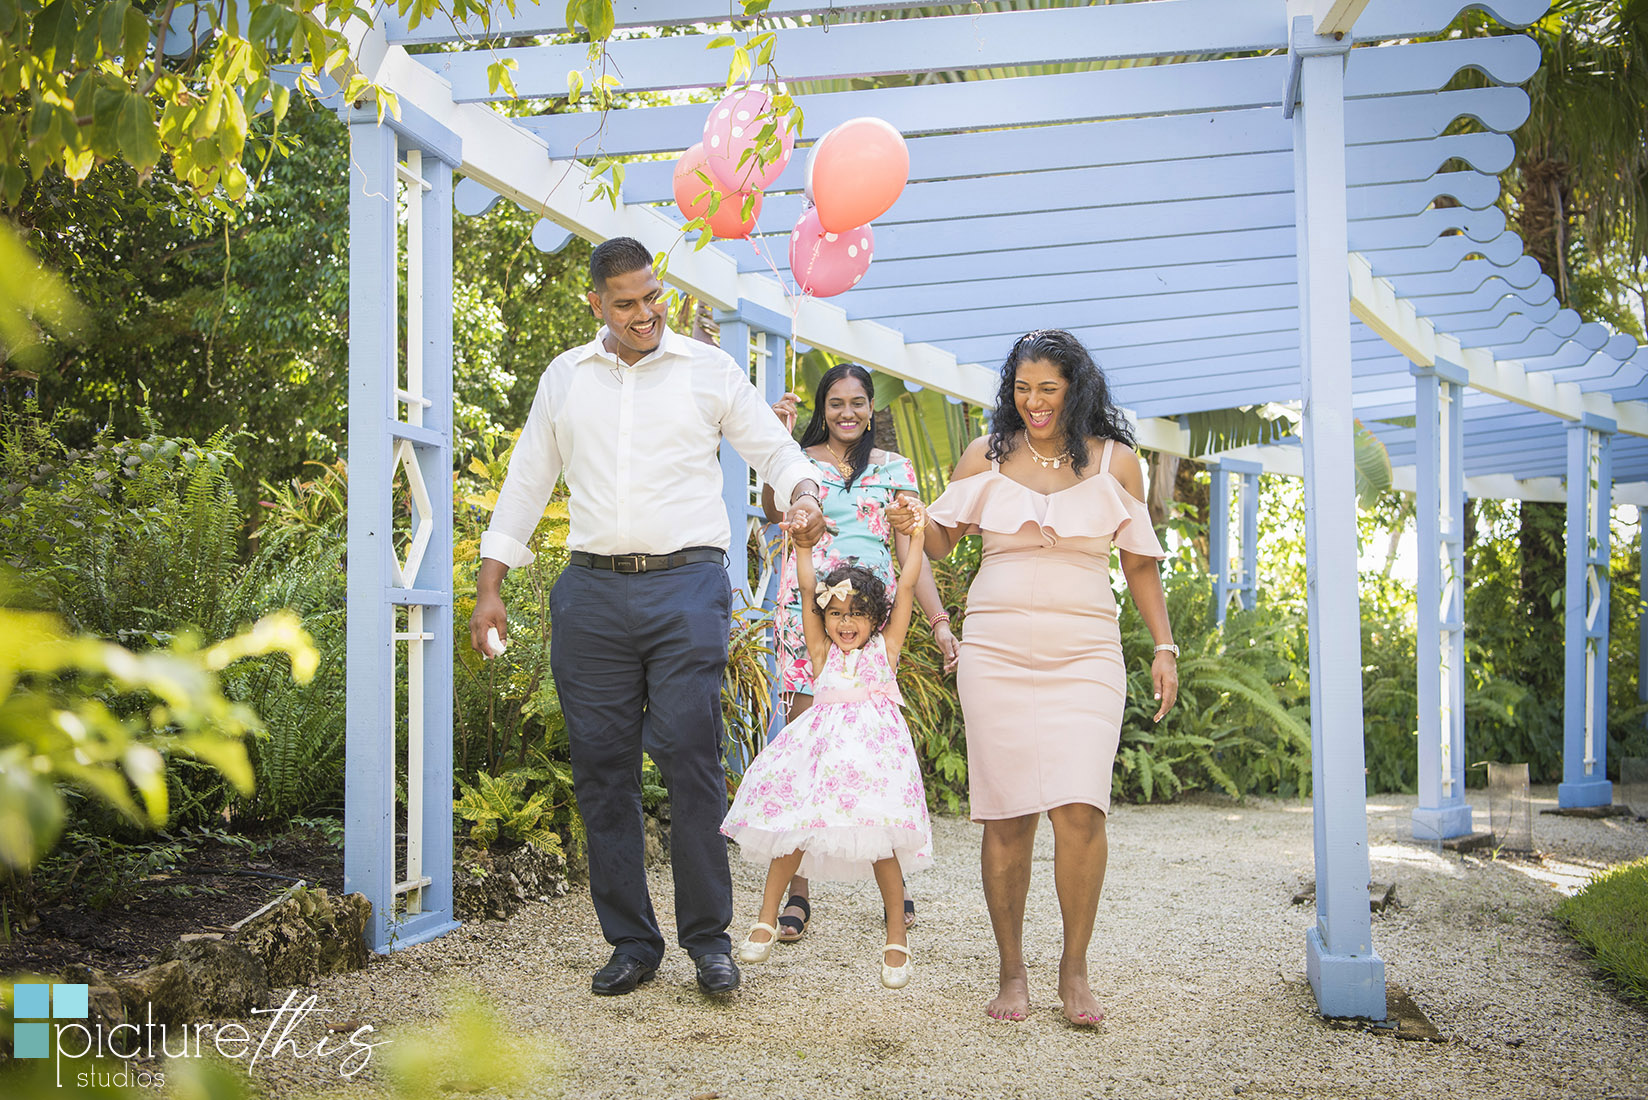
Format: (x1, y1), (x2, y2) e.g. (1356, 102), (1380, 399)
(1560, 414), (1616, 808)
(714, 300), (791, 756)
(1287, 14), (1385, 1020)
(1208, 458), (1261, 625)
(345, 108), (463, 952)
(345, 117), (396, 953)
(718, 313), (756, 601)
(1410, 359), (1473, 841)
(715, 301), (790, 600)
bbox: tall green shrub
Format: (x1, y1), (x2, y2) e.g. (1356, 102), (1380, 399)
(0, 402), (348, 826)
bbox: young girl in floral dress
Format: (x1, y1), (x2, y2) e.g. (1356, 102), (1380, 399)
(721, 504), (933, 989)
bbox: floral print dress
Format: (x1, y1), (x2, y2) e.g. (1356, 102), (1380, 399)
(722, 635), (933, 881)
(774, 455), (920, 695)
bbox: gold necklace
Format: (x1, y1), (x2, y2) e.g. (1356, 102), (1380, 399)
(825, 442), (854, 477)
(1024, 433), (1071, 470)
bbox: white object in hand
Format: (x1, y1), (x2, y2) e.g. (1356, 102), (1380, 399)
(485, 626), (508, 657)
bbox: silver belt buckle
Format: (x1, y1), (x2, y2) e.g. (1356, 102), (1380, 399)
(613, 553), (645, 574)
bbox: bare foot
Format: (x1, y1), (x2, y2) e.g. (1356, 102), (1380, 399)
(985, 967), (1030, 1022)
(1058, 962), (1104, 1027)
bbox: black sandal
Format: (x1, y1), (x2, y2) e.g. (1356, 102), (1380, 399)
(776, 894), (811, 942)
(904, 897), (917, 928)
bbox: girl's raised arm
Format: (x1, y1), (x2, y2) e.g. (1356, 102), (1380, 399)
(880, 496), (928, 665)
(794, 540), (831, 678)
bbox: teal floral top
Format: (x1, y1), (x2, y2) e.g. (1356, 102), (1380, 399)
(774, 454), (919, 695)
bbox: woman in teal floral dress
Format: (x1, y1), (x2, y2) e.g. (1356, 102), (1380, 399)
(759, 363), (959, 938)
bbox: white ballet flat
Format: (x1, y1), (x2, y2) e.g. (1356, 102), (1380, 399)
(880, 943), (912, 989)
(738, 922), (779, 963)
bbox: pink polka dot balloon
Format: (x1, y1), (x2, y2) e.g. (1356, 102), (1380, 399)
(789, 205), (874, 298)
(703, 87), (795, 193)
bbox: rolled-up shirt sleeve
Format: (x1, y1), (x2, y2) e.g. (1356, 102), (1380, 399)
(479, 374), (562, 568)
(716, 361), (815, 506)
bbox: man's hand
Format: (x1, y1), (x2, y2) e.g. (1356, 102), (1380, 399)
(470, 560), (511, 658)
(783, 492), (826, 548)
(772, 392), (801, 432)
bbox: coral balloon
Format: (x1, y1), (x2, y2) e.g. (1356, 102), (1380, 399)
(703, 87), (795, 193)
(808, 117), (909, 234)
(789, 206), (874, 298)
(674, 142), (762, 239)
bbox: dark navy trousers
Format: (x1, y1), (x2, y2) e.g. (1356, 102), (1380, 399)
(549, 559), (733, 965)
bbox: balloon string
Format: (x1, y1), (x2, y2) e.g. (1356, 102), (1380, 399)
(743, 213), (807, 397)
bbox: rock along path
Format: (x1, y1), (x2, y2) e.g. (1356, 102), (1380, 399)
(248, 789), (1648, 1100)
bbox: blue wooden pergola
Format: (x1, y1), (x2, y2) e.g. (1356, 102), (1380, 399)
(340, 0), (1644, 1020)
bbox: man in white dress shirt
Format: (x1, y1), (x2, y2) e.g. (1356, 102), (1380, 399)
(470, 237), (823, 996)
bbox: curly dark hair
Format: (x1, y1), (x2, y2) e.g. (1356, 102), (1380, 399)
(808, 560), (892, 632)
(986, 328), (1135, 477)
(797, 363), (877, 490)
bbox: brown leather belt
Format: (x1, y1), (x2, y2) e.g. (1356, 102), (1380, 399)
(568, 547), (725, 574)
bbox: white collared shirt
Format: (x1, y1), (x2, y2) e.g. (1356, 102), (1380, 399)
(479, 325), (816, 565)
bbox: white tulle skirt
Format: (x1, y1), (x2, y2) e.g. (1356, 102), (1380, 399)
(721, 695), (933, 882)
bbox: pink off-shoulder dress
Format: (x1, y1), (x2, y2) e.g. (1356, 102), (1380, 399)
(925, 439), (1166, 821)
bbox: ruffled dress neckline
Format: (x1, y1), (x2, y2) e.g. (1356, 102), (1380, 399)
(926, 461), (1166, 557)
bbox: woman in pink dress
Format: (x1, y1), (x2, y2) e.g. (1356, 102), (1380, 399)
(891, 329), (1180, 1027)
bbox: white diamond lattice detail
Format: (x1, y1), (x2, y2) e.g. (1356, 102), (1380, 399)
(391, 439), (434, 588)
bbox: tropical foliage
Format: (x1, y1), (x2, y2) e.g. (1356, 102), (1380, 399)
(454, 768), (567, 857)
(0, 598), (314, 872)
(0, 401), (347, 827)
(0, 0), (497, 204)
(1460, 0), (1648, 327)
(1118, 570), (1313, 802)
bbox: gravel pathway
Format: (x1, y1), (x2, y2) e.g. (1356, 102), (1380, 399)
(248, 788), (1648, 1100)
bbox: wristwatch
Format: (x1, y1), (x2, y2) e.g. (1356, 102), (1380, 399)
(1154, 643), (1180, 658)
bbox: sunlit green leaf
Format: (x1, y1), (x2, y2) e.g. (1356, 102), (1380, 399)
(120, 3), (148, 72)
(116, 91), (161, 171)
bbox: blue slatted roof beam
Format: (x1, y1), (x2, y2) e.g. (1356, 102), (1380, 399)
(617, 87), (1531, 206)
(349, 0), (1648, 478)
(513, 34), (1540, 157)
(382, 0), (1550, 47)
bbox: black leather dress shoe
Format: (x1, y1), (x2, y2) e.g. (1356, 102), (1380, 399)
(694, 952), (741, 994)
(591, 954), (657, 996)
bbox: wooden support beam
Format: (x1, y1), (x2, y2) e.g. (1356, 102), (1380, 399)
(1561, 419), (1616, 809)
(1292, 28), (1386, 1020)
(1410, 363), (1474, 842)
(1314, 0), (1375, 37)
